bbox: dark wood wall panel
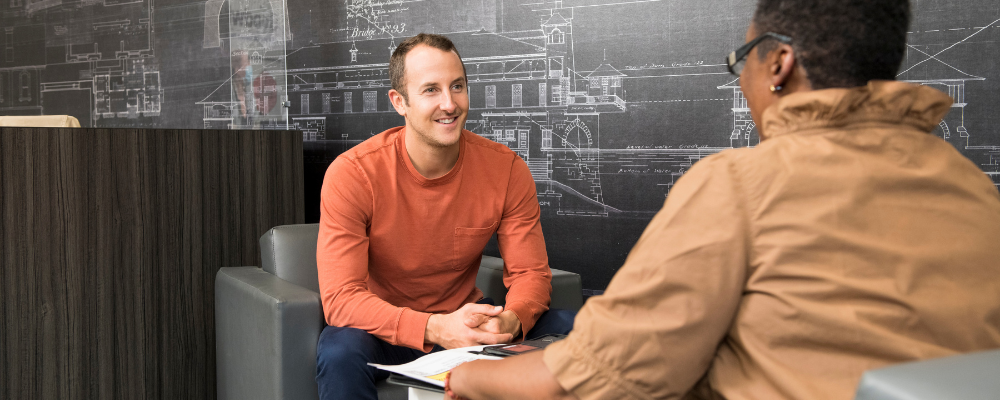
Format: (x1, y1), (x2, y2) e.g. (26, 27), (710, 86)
(1, 128), (304, 400)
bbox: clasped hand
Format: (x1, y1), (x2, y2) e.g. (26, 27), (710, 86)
(425, 303), (522, 349)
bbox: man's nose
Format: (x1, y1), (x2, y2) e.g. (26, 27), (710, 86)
(440, 90), (457, 113)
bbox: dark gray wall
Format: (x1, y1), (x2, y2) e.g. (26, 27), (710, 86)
(2, 0), (998, 289)
(0, 128), (303, 399)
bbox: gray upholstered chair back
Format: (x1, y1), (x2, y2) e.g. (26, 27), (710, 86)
(854, 349), (1000, 400)
(260, 224), (322, 293)
(258, 223), (584, 311)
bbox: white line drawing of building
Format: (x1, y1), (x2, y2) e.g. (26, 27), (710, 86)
(0, 0), (161, 126)
(717, 78), (757, 148)
(198, 0), (290, 129)
(275, 3), (636, 217)
(897, 45), (985, 150)
(898, 23), (997, 188)
(201, 0), (1000, 210)
(203, 0), (291, 49)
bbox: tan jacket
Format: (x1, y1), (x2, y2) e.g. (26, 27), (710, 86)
(544, 81), (1000, 400)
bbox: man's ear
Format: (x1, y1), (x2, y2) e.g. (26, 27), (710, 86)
(388, 89), (408, 117)
(769, 44), (797, 89)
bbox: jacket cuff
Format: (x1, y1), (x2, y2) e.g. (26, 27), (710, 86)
(397, 308), (433, 352)
(543, 338), (641, 399)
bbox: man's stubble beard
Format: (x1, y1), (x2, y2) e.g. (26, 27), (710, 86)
(407, 103), (466, 149)
(410, 123), (459, 149)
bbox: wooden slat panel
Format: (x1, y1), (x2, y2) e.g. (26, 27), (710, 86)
(0, 128), (304, 400)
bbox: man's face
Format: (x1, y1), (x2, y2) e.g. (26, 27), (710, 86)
(392, 45), (469, 149)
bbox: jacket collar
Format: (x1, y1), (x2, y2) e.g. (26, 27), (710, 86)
(759, 80), (954, 140)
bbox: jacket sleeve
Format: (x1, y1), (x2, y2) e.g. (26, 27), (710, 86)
(497, 156), (553, 337)
(317, 156), (432, 351)
(542, 153), (749, 399)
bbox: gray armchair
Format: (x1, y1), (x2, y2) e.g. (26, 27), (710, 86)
(216, 224), (583, 400)
(854, 349), (1000, 400)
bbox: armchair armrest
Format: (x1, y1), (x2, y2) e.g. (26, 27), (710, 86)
(476, 256), (584, 311)
(854, 349), (1000, 400)
(216, 267), (324, 400)
(550, 268), (584, 311)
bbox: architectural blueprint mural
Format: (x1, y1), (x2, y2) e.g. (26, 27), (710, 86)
(1, 0), (160, 126)
(2, 0), (998, 288)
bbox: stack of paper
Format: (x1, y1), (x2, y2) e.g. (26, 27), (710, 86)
(369, 345), (504, 388)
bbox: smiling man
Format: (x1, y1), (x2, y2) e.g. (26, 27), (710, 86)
(314, 33), (574, 400)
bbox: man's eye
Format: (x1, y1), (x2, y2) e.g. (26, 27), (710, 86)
(453, 84), (465, 90)
(425, 88), (436, 93)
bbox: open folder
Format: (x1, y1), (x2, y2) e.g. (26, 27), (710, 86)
(369, 345), (503, 390)
(370, 335), (567, 395)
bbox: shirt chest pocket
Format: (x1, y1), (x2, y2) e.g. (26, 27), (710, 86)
(452, 220), (498, 271)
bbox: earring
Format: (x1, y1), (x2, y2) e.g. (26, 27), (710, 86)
(770, 85), (783, 92)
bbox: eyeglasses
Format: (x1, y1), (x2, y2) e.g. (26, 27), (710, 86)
(726, 32), (793, 76)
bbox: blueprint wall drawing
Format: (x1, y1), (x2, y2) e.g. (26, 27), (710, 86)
(2, 0), (160, 127)
(3, 0), (998, 288)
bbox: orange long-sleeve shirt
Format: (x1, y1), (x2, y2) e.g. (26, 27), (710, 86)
(317, 127), (552, 351)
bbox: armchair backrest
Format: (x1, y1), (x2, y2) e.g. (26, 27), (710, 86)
(259, 224), (541, 306)
(260, 224), (322, 293)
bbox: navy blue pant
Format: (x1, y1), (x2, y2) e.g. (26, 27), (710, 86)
(315, 301), (575, 400)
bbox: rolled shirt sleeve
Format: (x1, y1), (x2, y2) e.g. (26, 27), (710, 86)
(543, 153), (749, 399)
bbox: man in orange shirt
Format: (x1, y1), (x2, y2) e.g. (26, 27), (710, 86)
(314, 33), (574, 400)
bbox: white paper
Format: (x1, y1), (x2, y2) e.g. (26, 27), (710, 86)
(369, 345), (503, 388)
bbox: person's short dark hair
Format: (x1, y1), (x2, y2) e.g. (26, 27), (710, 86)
(389, 33), (466, 102)
(753, 0), (911, 89)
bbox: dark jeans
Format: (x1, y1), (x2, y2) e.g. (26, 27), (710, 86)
(315, 301), (576, 400)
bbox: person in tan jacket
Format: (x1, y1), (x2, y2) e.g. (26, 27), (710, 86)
(445, 0), (1000, 399)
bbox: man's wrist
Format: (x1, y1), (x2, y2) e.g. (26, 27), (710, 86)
(501, 310), (522, 338)
(424, 314), (440, 345)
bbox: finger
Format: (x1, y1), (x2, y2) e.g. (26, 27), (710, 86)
(462, 304), (504, 317)
(464, 313), (490, 328)
(474, 320), (501, 334)
(473, 331), (514, 345)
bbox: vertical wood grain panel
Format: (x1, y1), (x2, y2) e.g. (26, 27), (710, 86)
(0, 128), (304, 400)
